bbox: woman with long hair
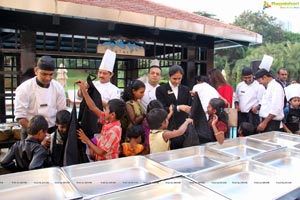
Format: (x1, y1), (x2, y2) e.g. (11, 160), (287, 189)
(208, 68), (233, 108)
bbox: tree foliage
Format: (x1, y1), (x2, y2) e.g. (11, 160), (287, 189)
(233, 11), (285, 43)
(193, 11), (219, 21)
(192, 10), (300, 87)
(233, 42), (300, 84)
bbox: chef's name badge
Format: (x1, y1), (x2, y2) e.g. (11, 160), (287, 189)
(40, 104), (48, 107)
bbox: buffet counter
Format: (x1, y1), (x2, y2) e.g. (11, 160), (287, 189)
(1, 131), (300, 199)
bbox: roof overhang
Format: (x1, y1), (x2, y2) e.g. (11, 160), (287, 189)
(0, 0), (262, 48)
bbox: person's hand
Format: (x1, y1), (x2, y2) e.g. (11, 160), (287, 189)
(185, 118), (193, 125)
(77, 128), (89, 143)
(76, 80), (89, 90)
(179, 105), (191, 114)
(211, 114), (218, 126)
(257, 121), (267, 132)
(251, 105), (260, 114)
(190, 90), (196, 96)
(41, 134), (51, 149)
(168, 104), (174, 116)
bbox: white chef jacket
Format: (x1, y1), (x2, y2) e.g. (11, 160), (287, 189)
(259, 79), (284, 120)
(192, 82), (219, 115)
(93, 81), (121, 103)
(234, 80), (265, 113)
(141, 82), (159, 110)
(15, 77), (67, 127)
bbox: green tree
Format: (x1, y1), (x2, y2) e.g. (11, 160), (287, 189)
(233, 11), (285, 43)
(193, 11), (219, 21)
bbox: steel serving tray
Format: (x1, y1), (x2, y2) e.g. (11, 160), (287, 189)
(207, 137), (281, 158)
(146, 146), (239, 174)
(62, 156), (177, 198)
(252, 147), (300, 178)
(0, 167), (81, 200)
(249, 131), (300, 147)
(188, 160), (297, 200)
(94, 176), (229, 200)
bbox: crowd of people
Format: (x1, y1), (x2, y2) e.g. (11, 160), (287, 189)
(1, 51), (300, 173)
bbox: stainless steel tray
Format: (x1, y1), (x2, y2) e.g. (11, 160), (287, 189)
(252, 147), (300, 177)
(188, 160), (297, 200)
(207, 137), (281, 158)
(249, 131), (300, 147)
(146, 146), (239, 174)
(94, 177), (229, 200)
(62, 156), (177, 198)
(0, 167), (81, 200)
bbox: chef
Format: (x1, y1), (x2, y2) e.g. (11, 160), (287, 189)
(255, 55), (285, 132)
(15, 55), (67, 140)
(77, 49), (121, 108)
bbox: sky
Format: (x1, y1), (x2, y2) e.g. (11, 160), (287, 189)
(150, 0), (300, 33)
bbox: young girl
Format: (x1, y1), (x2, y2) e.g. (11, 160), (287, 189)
(207, 98), (228, 144)
(122, 80), (146, 141)
(120, 125), (145, 157)
(146, 108), (192, 153)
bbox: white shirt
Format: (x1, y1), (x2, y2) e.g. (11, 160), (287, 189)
(141, 82), (159, 110)
(15, 77), (67, 127)
(235, 80), (265, 113)
(169, 81), (178, 100)
(192, 82), (219, 116)
(259, 79), (284, 120)
(93, 81), (121, 103)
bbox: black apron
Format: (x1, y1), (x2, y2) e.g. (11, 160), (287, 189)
(183, 94), (214, 147)
(78, 74), (103, 139)
(63, 88), (89, 166)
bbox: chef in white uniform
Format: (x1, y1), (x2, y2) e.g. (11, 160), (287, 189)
(78, 49), (121, 107)
(255, 55), (285, 132)
(15, 56), (67, 140)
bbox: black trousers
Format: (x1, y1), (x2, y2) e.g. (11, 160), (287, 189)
(238, 111), (260, 133)
(261, 118), (281, 132)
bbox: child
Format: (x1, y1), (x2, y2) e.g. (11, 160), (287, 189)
(50, 110), (71, 166)
(146, 108), (193, 153)
(120, 125), (145, 157)
(1, 115), (51, 172)
(142, 100), (173, 154)
(207, 98), (228, 144)
(282, 84), (300, 134)
(238, 122), (255, 137)
(76, 80), (125, 161)
(121, 80), (146, 141)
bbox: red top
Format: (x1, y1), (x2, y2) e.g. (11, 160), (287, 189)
(217, 84), (233, 108)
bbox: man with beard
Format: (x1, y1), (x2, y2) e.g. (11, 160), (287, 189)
(234, 67), (265, 134)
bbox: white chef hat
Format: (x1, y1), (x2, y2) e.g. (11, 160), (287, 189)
(150, 59), (160, 67)
(99, 49), (116, 72)
(258, 55), (273, 72)
(285, 83), (300, 101)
